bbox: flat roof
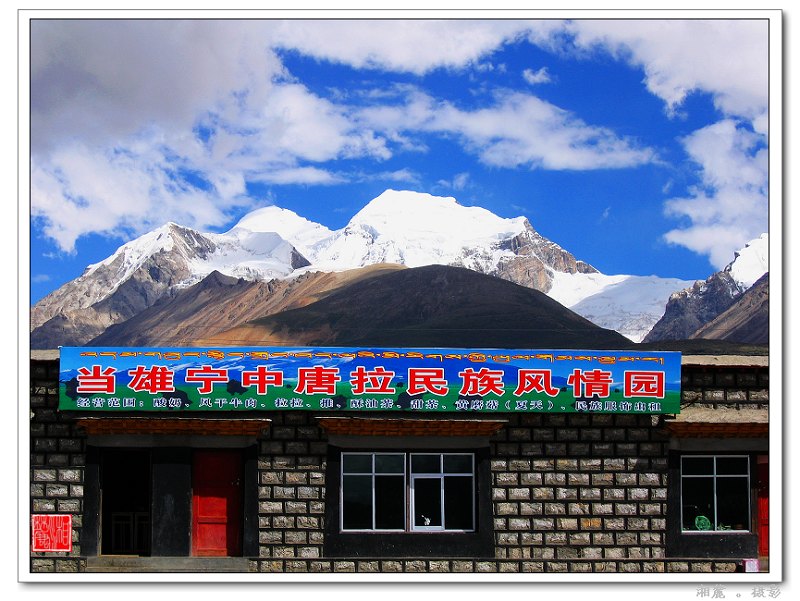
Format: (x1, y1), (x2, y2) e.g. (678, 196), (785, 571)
(31, 349), (768, 367)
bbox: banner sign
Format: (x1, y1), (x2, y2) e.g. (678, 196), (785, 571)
(59, 347), (681, 414)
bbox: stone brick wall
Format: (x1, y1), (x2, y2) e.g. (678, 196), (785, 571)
(256, 411), (328, 565)
(252, 412), (681, 574)
(29, 357), (87, 573)
(680, 362), (769, 409)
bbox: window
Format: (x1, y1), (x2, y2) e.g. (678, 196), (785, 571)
(680, 455), (751, 532)
(341, 452), (475, 533)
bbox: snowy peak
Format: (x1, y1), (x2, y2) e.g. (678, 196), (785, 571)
(309, 189), (529, 270)
(726, 233), (768, 290)
(85, 222), (216, 280)
(349, 189), (527, 241)
(227, 205), (332, 259)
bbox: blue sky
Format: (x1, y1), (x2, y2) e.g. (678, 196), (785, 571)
(26, 15), (773, 305)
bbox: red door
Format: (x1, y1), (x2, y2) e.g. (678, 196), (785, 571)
(192, 450), (242, 557)
(757, 457), (769, 557)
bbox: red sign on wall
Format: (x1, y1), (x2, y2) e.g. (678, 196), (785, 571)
(31, 514), (72, 552)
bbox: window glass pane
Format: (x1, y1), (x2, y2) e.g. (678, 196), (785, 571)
(342, 454), (372, 473)
(716, 477), (750, 531)
(342, 475), (372, 530)
(375, 454), (404, 474)
(411, 454), (441, 474)
(682, 476), (714, 530)
(444, 476), (474, 530)
(413, 478), (442, 527)
(443, 454), (472, 474)
(716, 457), (749, 476)
(375, 475), (405, 529)
(682, 457), (714, 475)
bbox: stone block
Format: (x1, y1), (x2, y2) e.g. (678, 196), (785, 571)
(496, 502), (518, 516)
(380, 561), (403, 572)
(556, 488), (578, 500)
(404, 560), (426, 572)
(509, 488), (530, 500)
(544, 502), (566, 515)
(284, 531), (307, 545)
(509, 518), (531, 530)
(520, 472), (543, 486)
(452, 560), (474, 572)
(544, 443), (567, 456)
(56, 500), (80, 512)
(495, 472), (519, 486)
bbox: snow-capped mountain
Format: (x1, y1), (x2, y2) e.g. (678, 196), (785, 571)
(30, 221), (310, 334)
(228, 190), (694, 341)
(33, 189), (741, 346)
(304, 190), (531, 271)
(727, 233), (769, 289)
(642, 234), (768, 343)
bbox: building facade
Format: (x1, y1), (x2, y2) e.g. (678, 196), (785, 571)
(28, 349), (769, 575)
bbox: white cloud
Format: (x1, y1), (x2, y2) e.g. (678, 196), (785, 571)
(29, 21), (399, 252)
(556, 20), (768, 123)
(359, 88), (655, 170)
(31, 142), (238, 253)
(432, 92), (656, 170)
(250, 166), (344, 186)
(268, 20), (533, 74)
(522, 67), (551, 85)
(28, 17), (770, 268)
(30, 20), (284, 154)
(663, 119), (768, 268)
(531, 20), (770, 269)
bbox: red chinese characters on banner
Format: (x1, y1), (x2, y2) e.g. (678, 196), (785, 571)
(513, 369), (560, 397)
(76, 366), (116, 394)
(295, 366), (341, 395)
(185, 365), (229, 394)
(127, 365), (175, 394)
(407, 368), (449, 396)
(241, 366), (284, 394)
(624, 371), (665, 398)
(567, 368), (614, 398)
(458, 368), (505, 397)
(31, 514), (72, 552)
(350, 366), (396, 395)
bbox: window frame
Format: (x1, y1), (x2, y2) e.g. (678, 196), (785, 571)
(339, 451), (476, 533)
(679, 454), (751, 534)
(324, 445), (493, 558)
(666, 450), (759, 559)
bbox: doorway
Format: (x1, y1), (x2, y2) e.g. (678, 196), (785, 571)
(191, 449), (243, 557)
(100, 449), (151, 556)
(757, 456), (769, 559)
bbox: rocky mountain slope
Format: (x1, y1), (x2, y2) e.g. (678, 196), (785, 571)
(690, 272), (769, 344)
(195, 264), (635, 350)
(642, 234), (768, 343)
(90, 264), (405, 346)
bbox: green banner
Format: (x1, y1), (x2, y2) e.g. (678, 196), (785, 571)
(59, 346), (682, 414)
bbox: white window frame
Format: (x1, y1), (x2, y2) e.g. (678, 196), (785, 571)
(409, 453), (475, 533)
(340, 452), (406, 532)
(340, 451), (476, 533)
(680, 454), (751, 534)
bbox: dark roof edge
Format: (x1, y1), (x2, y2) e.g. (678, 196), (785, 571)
(31, 349), (768, 367)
